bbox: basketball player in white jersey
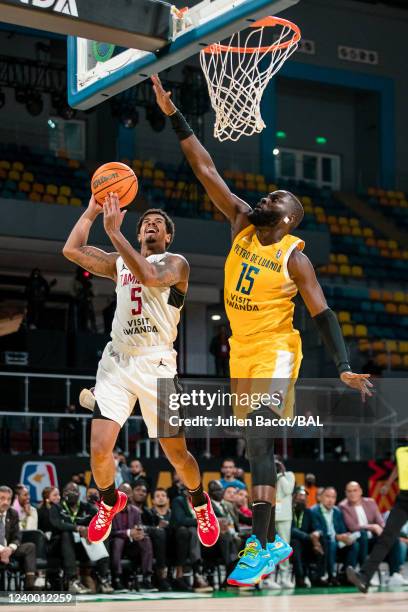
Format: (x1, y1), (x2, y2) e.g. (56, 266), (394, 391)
(63, 193), (219, 547)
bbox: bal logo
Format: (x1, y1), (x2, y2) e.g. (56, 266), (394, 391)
(19, 0), (78, 17)
(20, 462), (59, 504)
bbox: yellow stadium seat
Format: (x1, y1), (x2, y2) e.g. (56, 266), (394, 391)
(385, 302), (397, 314)
(340, 226), (351, 235)
(381, 291), (393, 302)
(330, 224), (341, 234)
(268, 183), (277, 191)
(385, 340), (398, 352)
(70, 197), (82, 206)
(388, 240), (398, 249)
(327, 215), (337, 224)
(153, 179), (165, 189)
(301, 196), (312, 205)
(18, 181), (30, 193)
(46, 184), (58, 196)
(143, 160), (154, 169)
(154, 169), (165, 179)
(22, 172), (34, 182)
(339, 264), (351, 276)
(9, 170), (20, 181)
(33, 183), (44, 194)
(398, 304), (408, 315)
(57, 195), (68, 205)
(372, 341), (385, 352)
(351, 266), (363, 277)
(365, 238), (376, 247)
(42, 194), (55, 204)
(338, 216), (349, 225)
(349, 218), (360, 227)
(342, 324), (354, 337)
(316, 214), (327, 224)
(12, 161), (24, 172)
(358, 339), (371, 352)
(375, 354), (388, 367)
(303, 205), (313, 214)
(143, 168), (153, 178)
(352, 227), (362, 236)
(327, 264), (339, 275)
(329, 254), (337, 263)
(369, 289), (381, 301)
(394, 291), (405, 302)
(403, 355), (408, 369)
(355, 325), (367, 338)
(59, 185), (72, 197)
(399, 341), (408, 354)
(337, 254), (348, 264)
(0, 160), (10, 169)
(29, 192), (41, 202)
(338, 311), (351, 323)
(362, 227), (374, 237)
(68, 159), (80, 169)
(391, 354), (402, 367)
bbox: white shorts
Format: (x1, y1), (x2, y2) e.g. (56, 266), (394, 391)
(94, 340), (179, 438)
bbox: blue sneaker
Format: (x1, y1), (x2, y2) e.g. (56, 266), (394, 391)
(267, 534), (293, 566)
(227, 536), (275, 587)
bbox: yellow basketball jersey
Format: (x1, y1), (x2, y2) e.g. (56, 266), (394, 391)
(396, 446), (408, 491)
(224, 225), (305, 338)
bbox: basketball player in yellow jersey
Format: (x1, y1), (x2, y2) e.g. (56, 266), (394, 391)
(152, 74), (373, 585)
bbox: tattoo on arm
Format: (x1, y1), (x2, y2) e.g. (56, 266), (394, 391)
(150, 257), (189, 287)
(72, 246), (118, 279)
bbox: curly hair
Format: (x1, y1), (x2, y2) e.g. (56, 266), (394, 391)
(137, 208), (175, 247)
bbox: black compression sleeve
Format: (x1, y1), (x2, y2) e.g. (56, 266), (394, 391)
(313, 308), (351, 375)
(169, 110), (194, 141)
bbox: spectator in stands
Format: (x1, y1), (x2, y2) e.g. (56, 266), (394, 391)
(111, 483), (154, 592)
(170, 486), (212, 593)
(59, 405), (81, 455)
(0, 485), (37, 590)
(291, 486), (324, 588)
(71, 473), (87, 502)
(316, 487), (324, 506)
(220, 458), (246, 490)
(166, 471), (184, 503)
(208, 480), (240, 567)
(209, 325), (229, 376)
(25, 268), (51, 330)
(72, 267), (96, 333)
(339, 480), (401, 584)
(305, 473), (318, 508)
(113, 449), (131, 488)
(132, 484), (171, 590)
(49, 482), (112, 594)
(234, 488), (252, 530)
(86, 488), (100, 509)
(235, 467), (246, 484)
(275, 457), (295, 588)
(311, 486), (358, 585)
(38, 486), (60, 534)
(12, 484), (38, 531)
(128, 459), (152, 491)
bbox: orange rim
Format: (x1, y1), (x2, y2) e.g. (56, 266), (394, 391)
(202, 16), (301, 54)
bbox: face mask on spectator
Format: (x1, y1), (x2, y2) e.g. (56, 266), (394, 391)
(64, 491), (80, 506)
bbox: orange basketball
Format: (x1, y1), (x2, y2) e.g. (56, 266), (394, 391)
(91, 162), (138, 207)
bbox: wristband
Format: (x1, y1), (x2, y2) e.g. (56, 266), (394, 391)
(313, 308), (351, 375)
(169, 110), (194, 141)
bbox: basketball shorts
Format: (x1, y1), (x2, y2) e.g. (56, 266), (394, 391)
(229, 332), (302, 419)
(94, 340), (179, 438)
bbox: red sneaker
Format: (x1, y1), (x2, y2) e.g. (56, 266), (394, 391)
(191, 492), (220, 547)
(88, 490), (128, 543)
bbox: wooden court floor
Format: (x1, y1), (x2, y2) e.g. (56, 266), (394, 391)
(4, 589), (407, 612)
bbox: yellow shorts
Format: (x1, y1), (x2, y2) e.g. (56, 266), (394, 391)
(229, 332), (302, 419)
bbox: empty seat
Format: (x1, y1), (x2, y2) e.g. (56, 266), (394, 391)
(342, 324), (354, 337)
(355, 325), (368, 337)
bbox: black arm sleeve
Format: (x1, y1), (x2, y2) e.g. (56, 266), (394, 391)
(313, 308), (351, 375)
(169, 110), (194, 141)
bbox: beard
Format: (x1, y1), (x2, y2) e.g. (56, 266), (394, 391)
(248, 201), (283, 227)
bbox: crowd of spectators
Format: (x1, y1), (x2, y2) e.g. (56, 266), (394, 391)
(1, 457), (407, 594)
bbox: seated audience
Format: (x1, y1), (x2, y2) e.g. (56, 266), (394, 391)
(38, 486), (61, 534)
(305, 474), (318, 508)
(340, 481), (402, 583)
(0, 485), (37, 590)
(220, 459), (246, 490)
(132, 484), (172, 590)
(12, 485), (38, 530)
(291, 486), (324, 587)
(170, 487), (212, 593)
(85, 487), (100, 509)
(166, 472), (185, 503)
(275, 457), (296, 588)
(128, 460), (152, 491)
(208, 481), (241, 567)
(311, 486), (358, 585)
(111, 483), (154, 592)
(234, 488), (252, 530)
(49, 482), (112, 594)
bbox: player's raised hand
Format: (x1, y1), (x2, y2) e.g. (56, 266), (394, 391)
(340, 371), (373, 402)
(86, 194), (103, 218)
(151, 74), (177, 116)
(103, 192), (126, 236)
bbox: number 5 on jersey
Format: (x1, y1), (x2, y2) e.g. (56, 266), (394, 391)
(236, 263), (259, 295)
(131, 286), (142, 315)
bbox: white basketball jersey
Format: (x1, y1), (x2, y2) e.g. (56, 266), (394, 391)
(111, 253), (186, 348)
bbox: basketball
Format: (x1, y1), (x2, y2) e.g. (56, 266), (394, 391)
(91, 162), (138, 207)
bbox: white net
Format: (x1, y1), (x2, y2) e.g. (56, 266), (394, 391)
(200, 17), (300, 142)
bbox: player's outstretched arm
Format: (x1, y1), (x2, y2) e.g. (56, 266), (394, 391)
(288, 249), (373, 401)
(62, 195), (118, 280)
(103, 193), (189, 289)
(151, 75), (251, 234)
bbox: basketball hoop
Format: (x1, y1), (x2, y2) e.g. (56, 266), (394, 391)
(200, 16), (301, 142)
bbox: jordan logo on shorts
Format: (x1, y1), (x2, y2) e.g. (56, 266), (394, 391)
(158, 359), (167, 368)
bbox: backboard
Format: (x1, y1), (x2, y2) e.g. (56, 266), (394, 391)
(67, 0), (300, 110)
